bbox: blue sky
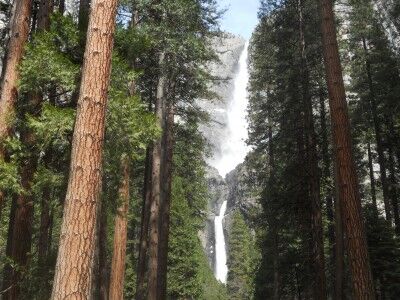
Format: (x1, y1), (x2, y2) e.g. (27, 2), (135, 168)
(218, 0), (259, 40)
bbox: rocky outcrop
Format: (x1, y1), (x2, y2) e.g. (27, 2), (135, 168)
(199, 165), (228, 272)
(200, 162), (260, 271)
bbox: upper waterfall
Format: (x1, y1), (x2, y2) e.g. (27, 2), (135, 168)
(212, 41), (251, 177)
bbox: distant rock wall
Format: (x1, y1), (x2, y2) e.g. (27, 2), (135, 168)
(197, 33), (246, 164)
(200, 162), (260, 272)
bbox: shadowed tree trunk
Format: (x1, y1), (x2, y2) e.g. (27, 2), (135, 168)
(147, 52), (166, 300)
(333, 160), (344, 300)
(0, 0), (32, 142)
(367, 142), (378, 210)
(135, 148), (152, 300)
(109, 155), (130, 300)
(1, 197), (17, 296)
(319, 89), (335, 280)
(50, 0), (118, 296)
(157, 82), (175, 300)
(0, 0), (32, 217)
(298, 1), (327, 297)
(319, 0), (375, 298)
(7, 5), (53, 297)
(362, 37), (392, 222)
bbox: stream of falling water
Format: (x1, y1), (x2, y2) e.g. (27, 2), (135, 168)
(213, 42), (250, 283)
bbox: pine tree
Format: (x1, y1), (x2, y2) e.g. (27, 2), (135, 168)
(319, 0), (375, 297)
(50, 0), (119, 296)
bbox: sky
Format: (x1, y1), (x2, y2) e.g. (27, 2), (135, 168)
(218, 0), (259, 40)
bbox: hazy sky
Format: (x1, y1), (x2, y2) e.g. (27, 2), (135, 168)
(218, 0), (259, 40)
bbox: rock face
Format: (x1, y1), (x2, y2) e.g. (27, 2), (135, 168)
(200, 162), (259, 271)
(197, 33), (246, 164)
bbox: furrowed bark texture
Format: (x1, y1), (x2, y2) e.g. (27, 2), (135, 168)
(109, 156), (130, 300)
(50, 0), (118, 297)
(319, 0), (375, 298)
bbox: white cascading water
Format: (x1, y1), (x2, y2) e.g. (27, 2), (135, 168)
(214, 200), (228, 283)
(213, 42), (250, 283)
(214, 41), (251, 177)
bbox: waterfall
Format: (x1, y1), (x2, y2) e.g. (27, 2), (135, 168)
(214, 200), (228, 283)
(213, 42), (250, 283)
(214, 41), (250, 178)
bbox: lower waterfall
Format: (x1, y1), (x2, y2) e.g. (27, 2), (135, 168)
(214, 200), (228, 283)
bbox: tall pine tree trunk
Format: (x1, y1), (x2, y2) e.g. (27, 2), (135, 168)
(319, 89), (335, 281)
(50, 0), (118, 296)
(135, 148), (152, 300)
(268, 123), (280, 300)
(7, 5), (53, 297)
(333, 160), (345, 300)
(157, 86), (175, 300)
(0, 0), (32, 215)
(1, 197), (16, 296)
(362, 37), (392, 222)
(147, 52), (166, 300)
(319, 1), (375, 298)
(0, 0), (32, 142)
(387, 118), (400, 235)
(298, 1), (327, 297)
(109, 155), (130, 300)
(367, 142), (378, 210)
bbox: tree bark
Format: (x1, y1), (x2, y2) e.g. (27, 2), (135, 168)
(157, 86), (175, 300)
(38, 186), (51, 268)
(333, 160), (345, 300)
(98, 199), (109, 300)
(8, 5), (53, 297)
(1, 196), (16, 297)
(135, 148), (152, 300)
(109, 155), (130, 300)
(50, 0), (118, 296)
(78, 0), (90, 36)
(319, 89), (335, 278)
(319, 1), (375, 298)
(387, 119), (400, 235)
(367, 142), (378, 211)
(298, 1), (327, 297)
(147, 52), (166, 300)
(0, 0), (32, 215)
(267, 123), (280, 300)
(37, 0), (52, 30)
(362, 37), (392, 222)
(0, 0), (31, 140)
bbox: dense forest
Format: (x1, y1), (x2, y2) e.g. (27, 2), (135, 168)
(0, 0), (399, 299)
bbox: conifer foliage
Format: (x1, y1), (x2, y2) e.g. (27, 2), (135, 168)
(0, 0), (400, 298)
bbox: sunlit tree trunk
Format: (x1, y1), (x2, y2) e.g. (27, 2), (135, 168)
(0, 0), (32, 218)
(319, 0), (375, 298)
(50, 0), (118, 296)
(109, 156), (130, 300)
